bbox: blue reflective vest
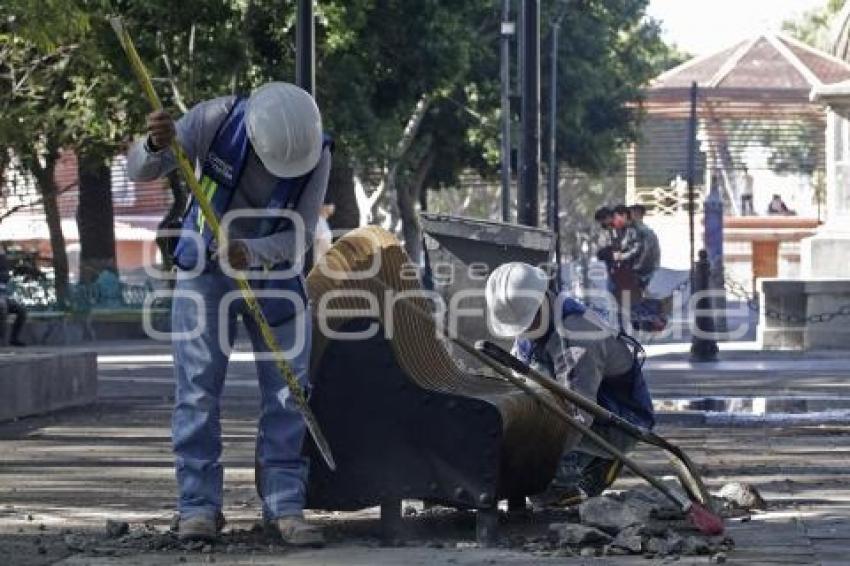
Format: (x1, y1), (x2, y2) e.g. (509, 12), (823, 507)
(173, 97), (331, 325)
(515, 295), (655, 430)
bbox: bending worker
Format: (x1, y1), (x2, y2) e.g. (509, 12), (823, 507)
(128, 82), (331, 545)
(485, 262), (655, 506)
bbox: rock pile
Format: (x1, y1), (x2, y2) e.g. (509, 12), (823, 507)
(716, 481), (767, 511)
(537, 488), (735, 560)
(45, 484), (765, 561)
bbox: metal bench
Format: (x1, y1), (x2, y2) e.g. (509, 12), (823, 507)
(297, 227), (577, 543)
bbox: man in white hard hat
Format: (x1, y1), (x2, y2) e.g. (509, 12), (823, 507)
(484, 262), (655, 506)
(128, 82), (330, 544)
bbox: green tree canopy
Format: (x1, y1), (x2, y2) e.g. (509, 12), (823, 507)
(545, 0), (673, 174)
(783, 0), (846, 50)
(2, 0), (681, 269)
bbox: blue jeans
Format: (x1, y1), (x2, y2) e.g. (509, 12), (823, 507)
(171, 269), (311, 521)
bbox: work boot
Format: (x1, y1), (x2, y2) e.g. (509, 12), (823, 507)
(266, 516), (324, 547)
(578, 458), (623, 498)
(530, 485), (587, 510)
(176, 512), (225, 542)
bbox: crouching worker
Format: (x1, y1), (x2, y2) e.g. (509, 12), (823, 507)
(127, 83), (331, 544)
(484, 263), (655, 506)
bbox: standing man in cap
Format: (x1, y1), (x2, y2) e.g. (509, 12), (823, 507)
(128, 82), (331, 544)
(484, 262), (655, 506)
(628, 204), (660, 291)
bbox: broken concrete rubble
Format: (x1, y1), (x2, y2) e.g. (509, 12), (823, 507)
(548, 522), (612, 546)
(105, 520), (130, 538)
(681, 534), (713, 555)
(553, 492), (737, 559)
(3, 488), (738, 563)
(716, 481), (767, 510)
(578, 494), (652, 534)
(609, 525), (643, 553)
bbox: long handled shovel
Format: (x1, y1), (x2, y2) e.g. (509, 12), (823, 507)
(111, 18), (335, 471)
(475, 339), (712, 507)
(376, 284), (723, 535)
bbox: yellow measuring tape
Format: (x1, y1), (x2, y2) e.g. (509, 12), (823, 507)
(110, 18), (335, 471)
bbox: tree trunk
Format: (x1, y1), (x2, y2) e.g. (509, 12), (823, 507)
(380, 95), (431, 221)
(324, 145), (360, 233)
(32, 155), (69, 306)
(354, 94), (433, 224)
(77, 154), (117, 283)
(397, 151), (434, 264)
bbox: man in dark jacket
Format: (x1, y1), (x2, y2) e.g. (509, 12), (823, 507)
(594, 206), (615, 266)
(629, 204), (660, 289)
(605, 205), (643, 306)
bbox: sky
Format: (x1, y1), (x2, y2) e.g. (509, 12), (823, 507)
(647, 0), (829, 55)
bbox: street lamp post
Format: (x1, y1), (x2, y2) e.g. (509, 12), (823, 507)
(500, 0), (514, 223)
(547, 2), (569, 291)
(296, 0), (315, 96)
(518, 0), (540, 227)
(547, 18), (562, 290)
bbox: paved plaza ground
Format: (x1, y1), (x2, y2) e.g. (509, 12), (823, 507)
(0, 340), (849, 565)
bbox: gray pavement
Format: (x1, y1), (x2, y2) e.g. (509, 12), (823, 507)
(0, 339), (849, 564)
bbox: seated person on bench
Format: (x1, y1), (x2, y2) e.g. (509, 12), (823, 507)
(484, 262), (655, 506)
(0, 244), (27, 347)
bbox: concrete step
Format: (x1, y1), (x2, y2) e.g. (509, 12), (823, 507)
(0, 351), (97, 421)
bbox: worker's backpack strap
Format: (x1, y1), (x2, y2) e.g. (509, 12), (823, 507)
(617, 330), (647, 370)
(598, 329), (654, 430)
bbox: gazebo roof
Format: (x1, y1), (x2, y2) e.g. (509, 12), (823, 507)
(643, 33), (850, 118)
(652, 33), (850, 93)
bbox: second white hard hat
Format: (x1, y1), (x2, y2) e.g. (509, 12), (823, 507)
(485, 262), (549, 337)
(246, 82), (323, 178)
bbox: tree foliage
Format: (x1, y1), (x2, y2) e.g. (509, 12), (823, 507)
(0, 10), (83, 301)
(783, 0), (846, 50)
(545, 0), (674, 174)
(1, 0), (680, 274)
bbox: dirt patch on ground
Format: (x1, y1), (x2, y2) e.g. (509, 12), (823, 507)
(0, 495), (736, 566)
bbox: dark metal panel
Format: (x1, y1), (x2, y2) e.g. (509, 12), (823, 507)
(303, 319), (561, 511)
(420, 213), (554, 350)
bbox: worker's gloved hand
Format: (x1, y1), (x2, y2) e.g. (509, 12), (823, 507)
(146, 110), (175, 151)
(223, 240), (251, 271)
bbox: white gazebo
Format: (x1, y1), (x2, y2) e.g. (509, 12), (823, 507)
(631, 33), (850, 282)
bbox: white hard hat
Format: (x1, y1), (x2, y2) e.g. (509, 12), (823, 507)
(485, 262), (549, 337)
(245, 82), (323, 178)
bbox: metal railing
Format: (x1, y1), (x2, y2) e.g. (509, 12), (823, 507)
(8, 276), (158, 312)
(724, 274), (850, 325)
